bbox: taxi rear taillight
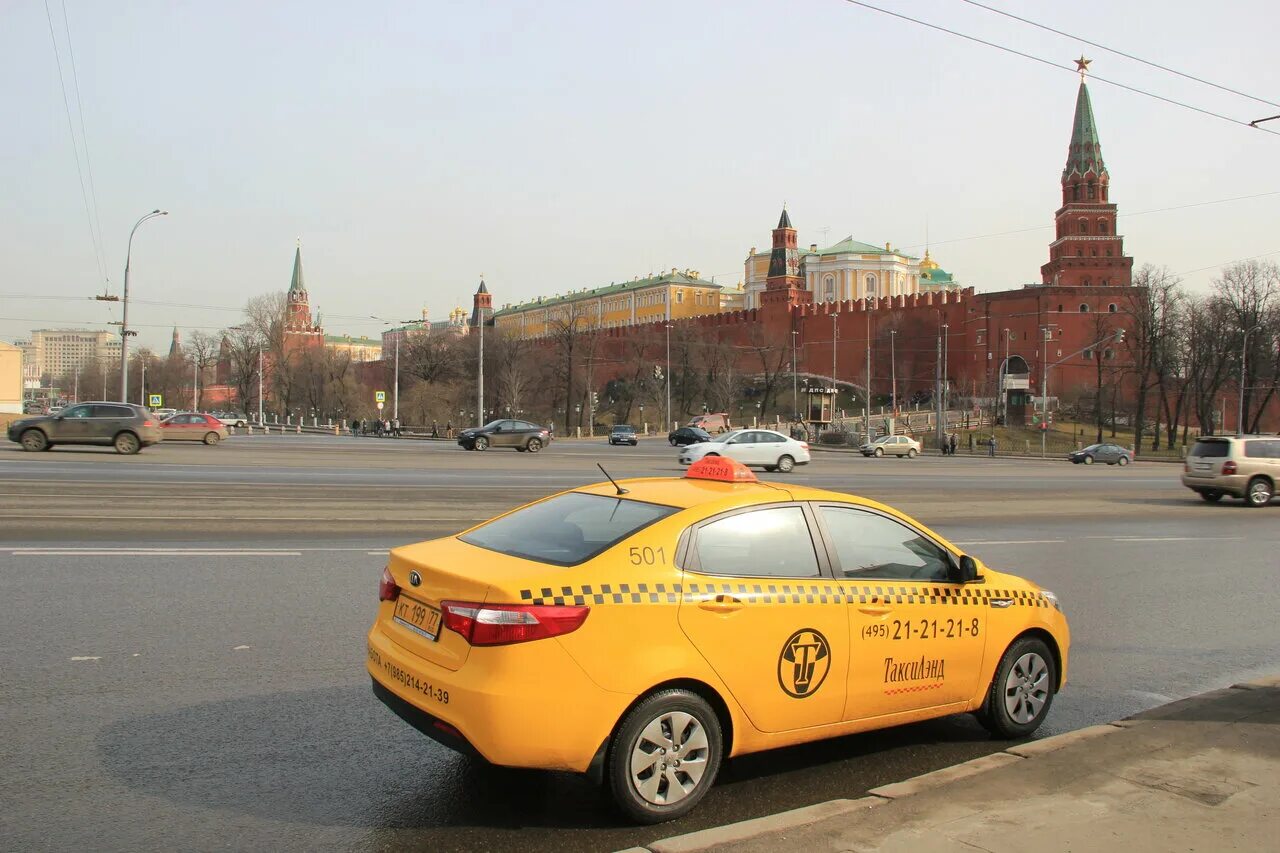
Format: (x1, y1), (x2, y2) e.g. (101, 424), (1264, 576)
(440, 601), (589, 646)
(1222, 460), (1238, 475)
(378, 566), (400, 601)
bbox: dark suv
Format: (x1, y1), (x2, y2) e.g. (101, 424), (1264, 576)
(7, 402), (163, 454)
(457, 419), (551, 453)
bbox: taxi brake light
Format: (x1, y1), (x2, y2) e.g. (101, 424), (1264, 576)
(1222, 460), (1237, 475)
(440, 601), (590, 646)
(685, 455), (757, 483)
(378, 566), (399, 601)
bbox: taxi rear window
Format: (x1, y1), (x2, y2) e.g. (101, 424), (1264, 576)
(459, 492), (677, 566)
(1190, 440), (1230, 458)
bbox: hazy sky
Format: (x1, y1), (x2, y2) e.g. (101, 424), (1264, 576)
(3, 0), (1278, 352)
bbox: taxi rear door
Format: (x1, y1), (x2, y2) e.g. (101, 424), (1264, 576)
(677, 503), (848, 733)
(812, 504), (987, 719)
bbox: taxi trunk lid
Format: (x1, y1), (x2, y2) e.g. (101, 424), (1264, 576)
(385, 538), (497, 671)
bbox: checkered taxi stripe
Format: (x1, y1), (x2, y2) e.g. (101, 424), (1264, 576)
(518, 582), (1047, 608)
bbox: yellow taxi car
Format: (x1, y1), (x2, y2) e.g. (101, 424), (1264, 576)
(367, 457), (1069, 823)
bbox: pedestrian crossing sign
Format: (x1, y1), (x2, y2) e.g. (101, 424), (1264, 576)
(375, 391), (386, 403)
(148, 394), (162, 408)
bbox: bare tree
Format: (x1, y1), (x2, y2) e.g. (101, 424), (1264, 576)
(1123, 265), (1182, 451)
(546, 300), (591, 432)
(743, 323), (790, 417)
(1213, 260), (1280, 432)
(401, 333), (466, 385)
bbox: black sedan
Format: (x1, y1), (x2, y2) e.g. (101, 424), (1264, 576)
(609, 425), (638, 446)
(667, 426), (712, 447)
(457, 419), (551, 452)
(1068, 442), (1133, 465)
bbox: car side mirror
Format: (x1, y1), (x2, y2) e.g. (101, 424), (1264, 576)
(950, 554), (979, 584)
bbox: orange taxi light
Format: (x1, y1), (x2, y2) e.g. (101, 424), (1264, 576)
(685, 456), (757, 483)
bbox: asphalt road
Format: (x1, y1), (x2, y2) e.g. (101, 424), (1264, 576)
(2, 434), (1277, 851)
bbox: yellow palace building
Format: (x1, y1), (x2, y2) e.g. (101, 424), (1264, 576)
(492, 269), (724, 339)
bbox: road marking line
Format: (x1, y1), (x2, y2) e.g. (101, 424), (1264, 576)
(367, 550), (389, 555)
(233, 645), (251, 651)
(1112, 536), (1240, 542)
(69, 656), (100, 661)
(951, 540), (1065, 546)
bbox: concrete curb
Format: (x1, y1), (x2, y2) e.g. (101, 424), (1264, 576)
(625, 677), (1278, 853)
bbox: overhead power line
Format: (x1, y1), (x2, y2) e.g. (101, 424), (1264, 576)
(59, 0), (109, 284)
(839, 0), (1280, 138)
(42, 0), (108, 284)
(959, 0), (1280, 111)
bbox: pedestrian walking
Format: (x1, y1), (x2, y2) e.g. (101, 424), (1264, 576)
(431, 420), (439, 438)
(949, 433), (957, 456)
(988, 435), (997, 457)
(446, 421), (453, 438)
(392, 417), (401, 437)
(350, 417), (358, 437)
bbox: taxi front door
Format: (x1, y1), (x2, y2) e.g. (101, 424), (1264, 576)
(814, 504), (987, 719)
(677, 504), (848, 734)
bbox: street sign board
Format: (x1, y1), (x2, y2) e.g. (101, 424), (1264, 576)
(375, 391), (386, 403)
(148, 394), (162, 408)
(376, 401), (385, 411)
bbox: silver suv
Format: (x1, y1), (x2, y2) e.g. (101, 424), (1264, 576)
(1182, 436), (1279, 507)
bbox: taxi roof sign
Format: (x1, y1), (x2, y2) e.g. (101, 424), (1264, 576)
(684, 456), (758, 483)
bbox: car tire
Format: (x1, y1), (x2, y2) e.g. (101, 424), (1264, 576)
(1117, 455), (1129, 466)
(1198, 489), (1224, 503)
(19, 429), (48, 452)
(606, 689), (723, 825)
(977, 636), (1057, 739)
(203, 432), (220, 446)
(114, 432), (141, 455)
(1083, 454), (1094, 465)
(776, 455), (795, 473)
(1246, 477), (1274, 507)
(763, 465), (777, 472)
(874, 447), (884, 457)
(669, 438), (678, 446)
(516, 446), (527, 452)
(474, 436), (489, 451)
(526, 438), (542, 453)
(907, 448), (918, 458)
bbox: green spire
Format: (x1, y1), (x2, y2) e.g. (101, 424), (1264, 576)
(1062, 80), (1107, 181)
(289, 244), (306, 293)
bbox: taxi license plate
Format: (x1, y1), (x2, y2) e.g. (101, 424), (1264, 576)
(393, 595), (442, 641)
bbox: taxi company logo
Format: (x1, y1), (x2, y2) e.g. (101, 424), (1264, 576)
(408, 571), (422, 587)
(778, 629), (830, 699)
(883, 655), (946, 684)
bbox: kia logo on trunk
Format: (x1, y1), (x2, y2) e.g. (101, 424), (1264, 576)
(408, 571), (422, 587)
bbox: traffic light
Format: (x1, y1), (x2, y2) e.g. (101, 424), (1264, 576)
(591, 391), (599, 408)
(653, 365), (663, 380)
(1115, 328), (1126, 343)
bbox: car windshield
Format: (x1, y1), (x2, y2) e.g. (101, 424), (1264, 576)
(718, 430), (744, 443)
(1190, 440), (1230, 458)
(459, 492), (678, 566)
(481, 420), (504, 430)
(874, 436), (894, 444)
(613, 426), (635, 433)
(1082, 444), (1103, 451)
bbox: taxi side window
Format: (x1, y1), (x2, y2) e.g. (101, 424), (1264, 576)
(694, 506), (819, 578)
(820, 507), (951, 582)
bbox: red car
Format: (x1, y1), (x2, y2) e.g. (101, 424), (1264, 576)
(160, 412), (229, 445)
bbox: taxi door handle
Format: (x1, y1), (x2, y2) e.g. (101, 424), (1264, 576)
(699, 595), (743, 613)
(858, 605), (893, 615)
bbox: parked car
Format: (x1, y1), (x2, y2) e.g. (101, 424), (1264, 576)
(1068, 443), (1132, 466)
(668, 426), (712, 447)
(687, 413), (731, 434)
(457, 419), (552, 453)
(678, 428), (811, 473)
(161, 412), (229, 445)
(212, 411), (248, 428)
(859, 434), (921, 458)
(609, 425), (638, 446)
(6, 402), (162, 454)
(1181, 435), (1279, 507)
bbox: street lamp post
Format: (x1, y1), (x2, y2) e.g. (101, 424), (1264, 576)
(119, 209), (168, 402)
(889, 329), (897, 415)
(942, 322), (950, 425)
(831, 314), (839, 416)
(1000, 328), (1011, 424)
(665, 321), (672, 432)
(257, 348), (264, 425)
(1239, 324), (1263, 436)
(1040, 325), (1054, 458)
(864, 297), (873, 441)
(791, 329), (799, 421)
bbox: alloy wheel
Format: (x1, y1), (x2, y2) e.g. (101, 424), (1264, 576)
(1003, 652), (1050, 724)
(629, 711), (710, 806)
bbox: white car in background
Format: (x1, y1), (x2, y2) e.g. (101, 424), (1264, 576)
(212, 411), (248, 428)
(677, 428), (811, 473)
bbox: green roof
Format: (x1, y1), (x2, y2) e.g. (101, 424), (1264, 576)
(324, 334), (381, 346)
(1063, 80), (1106, 180)
(810, 236), (918, 259)
(921, 267), (954, 284)
(493, 271), (720, 317)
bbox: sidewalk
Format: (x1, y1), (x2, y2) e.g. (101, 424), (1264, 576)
(633, 675), (1280, 853)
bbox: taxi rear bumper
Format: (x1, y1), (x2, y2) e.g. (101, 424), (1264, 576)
(366, 620), (631, 773)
